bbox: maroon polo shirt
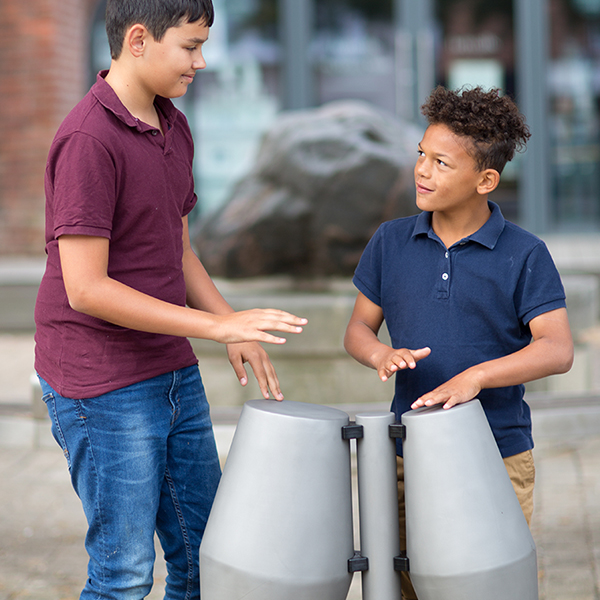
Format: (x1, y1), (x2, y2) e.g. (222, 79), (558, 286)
(34, 71), (199, 399)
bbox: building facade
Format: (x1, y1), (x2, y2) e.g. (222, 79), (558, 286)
(1, 0), (600, 257)
(0, 0), (98, 255)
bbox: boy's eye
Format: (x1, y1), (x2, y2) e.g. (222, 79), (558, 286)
(437, 159), (447, 166)
(417, 150), (424, 157)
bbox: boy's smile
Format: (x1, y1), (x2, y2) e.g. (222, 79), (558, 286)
(141, 19), (209, 99)
(414, 123), (489, 217)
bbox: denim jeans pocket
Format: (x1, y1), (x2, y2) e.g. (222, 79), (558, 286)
(42, 391), (72, 470)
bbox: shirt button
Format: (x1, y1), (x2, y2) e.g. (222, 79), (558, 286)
(442, 273), (449, 281)
(445, 252), (449, 259)
(151, 130), (158, 136)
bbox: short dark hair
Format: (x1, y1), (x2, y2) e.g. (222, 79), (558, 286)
(421, 86), (531, 174)
(106, 0), (215, 59)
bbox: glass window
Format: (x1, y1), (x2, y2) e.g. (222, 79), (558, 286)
(90, 0), (111, 84)
(434, 0), (519, 222)
(89, 0), (282, 219)
(88, 0), (600, 231)
(191, 0), (401, 217)
(548, 0), (600, 230)
(191, 0), (281, 216)
(313, 0), (396, 113)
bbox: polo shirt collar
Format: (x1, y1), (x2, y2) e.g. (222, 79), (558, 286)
(412, 201), (506, 250)
(91, 70), (179, 133)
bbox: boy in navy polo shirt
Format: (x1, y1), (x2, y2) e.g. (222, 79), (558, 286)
(34, 1), (307, 598)
(344, 86), (573, 599)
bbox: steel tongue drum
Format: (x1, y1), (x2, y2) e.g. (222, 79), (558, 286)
(199, 400), (355, 600)
(199, 398), (538, 600)
(402, 399), (538, 600)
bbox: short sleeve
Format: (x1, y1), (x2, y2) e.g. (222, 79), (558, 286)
(353, 224), (385, 306)
(182, 188), (197, 218)
(175, 110), (198, 218)
(514, 241), (567, 325)
(48, 132), (117, 239)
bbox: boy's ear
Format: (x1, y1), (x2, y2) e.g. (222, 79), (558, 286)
(477, 168), (501, 195)
(124, 24), (150, 58)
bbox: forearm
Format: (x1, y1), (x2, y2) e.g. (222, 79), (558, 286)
(182, 244), (234, 315)
(181, 239), (297, 400)
(469, 336), (573, 391)
(59, 234), (306, 346)
(68, 273), (224, 340)
(344, 321), (388, 370)
(413, 308), (574, 409)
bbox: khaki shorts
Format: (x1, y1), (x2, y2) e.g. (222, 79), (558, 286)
(396, 449), (535, 600)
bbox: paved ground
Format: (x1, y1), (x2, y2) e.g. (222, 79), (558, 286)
(1, 437), (599, 599)
(533, 437), (600, 599)
(1, 333), (599, 599)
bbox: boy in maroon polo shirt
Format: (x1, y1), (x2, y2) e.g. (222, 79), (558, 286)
(34, 1), (306, 598)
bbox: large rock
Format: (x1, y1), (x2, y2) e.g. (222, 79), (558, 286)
(194, 101), (423, 278)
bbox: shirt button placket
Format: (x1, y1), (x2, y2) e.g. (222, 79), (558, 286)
(442, 249), (451, 294)
(435, 247), (451, 299)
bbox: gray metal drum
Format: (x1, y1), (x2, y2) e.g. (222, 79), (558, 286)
(199, 399), (354, 600)
(401, 400), (538, 600)
(355, 412), (402, 600)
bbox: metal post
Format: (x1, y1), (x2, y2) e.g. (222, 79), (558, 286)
(355, 412), (402, 600)
(394, 0), (435, 123)
(515, 0), (550, 233)
(279, 0), (314, 110)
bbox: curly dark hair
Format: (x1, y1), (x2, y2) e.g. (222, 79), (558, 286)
(421, 86), (531, 174)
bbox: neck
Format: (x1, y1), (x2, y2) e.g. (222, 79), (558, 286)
(104, 62), (160, 128)
(431, 199), (491, 248)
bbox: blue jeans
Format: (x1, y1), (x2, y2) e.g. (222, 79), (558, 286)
(39, 366), (222, 600)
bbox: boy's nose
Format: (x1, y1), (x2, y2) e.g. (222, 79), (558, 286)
(415, 159), (430, 178)
(193, 52), (206, 71)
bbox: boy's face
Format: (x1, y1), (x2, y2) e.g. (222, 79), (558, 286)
(414, 124), (488, 215)
(141, 19), (209, 99)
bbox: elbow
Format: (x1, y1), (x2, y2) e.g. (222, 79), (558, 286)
(560, 352), (575, 375)
(554, 343), (575, 375)
(66, 293), (89, 315)
(65, 284), (98, 316)
(343, 332), (350, 355)
(343, 328), (356, 357)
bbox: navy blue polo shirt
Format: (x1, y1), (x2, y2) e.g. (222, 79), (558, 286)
(353, 202), (566, 458)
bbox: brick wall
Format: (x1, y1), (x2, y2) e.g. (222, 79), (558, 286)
(0, 0), (99, 255)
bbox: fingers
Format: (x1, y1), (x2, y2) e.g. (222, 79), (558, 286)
(412, 347), (432, 361)
(411, 393), (466, 410)
(246, 346), (283, 400)
(257, 309), (308, 335)
(256, 359), (284, 401)
(227, 342), (284, 401)
(411, 393), (450, 410)
(411, 372), (480, 410)
(229, 350), (249, 388)
(217, 310), (308, 345)
(376, 347), (431, 382)
(249, 328), (301, 346)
